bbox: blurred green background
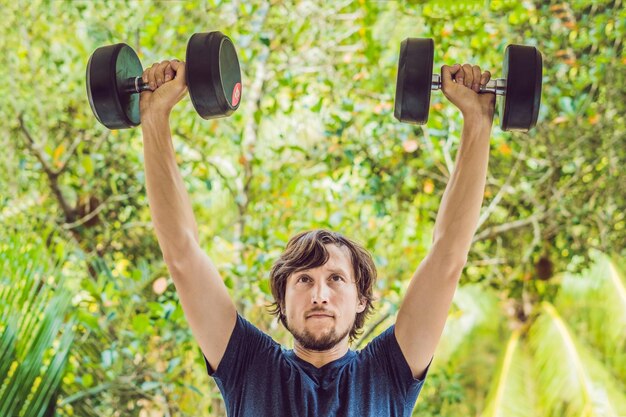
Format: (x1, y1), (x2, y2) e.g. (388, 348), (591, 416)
(1, 0), (624, 416)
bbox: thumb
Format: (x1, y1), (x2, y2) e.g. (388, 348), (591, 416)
(170, 60), (187, 87)
(140, 71), (153, 99)
(441, 64), (461, 88)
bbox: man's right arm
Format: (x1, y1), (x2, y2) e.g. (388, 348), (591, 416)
(140, 61), (237, 372)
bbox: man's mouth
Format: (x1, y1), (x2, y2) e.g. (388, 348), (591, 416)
(307, 313), (333, 319)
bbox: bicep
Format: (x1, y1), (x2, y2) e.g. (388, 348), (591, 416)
(167, 244), (237, 371)
(395, 252), (464, 378)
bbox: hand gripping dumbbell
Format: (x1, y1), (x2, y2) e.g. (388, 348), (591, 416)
(394, 38), (542, 132)
(86, 31), (242, 129)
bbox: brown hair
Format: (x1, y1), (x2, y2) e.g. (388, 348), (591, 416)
(268, 229), (377, 343)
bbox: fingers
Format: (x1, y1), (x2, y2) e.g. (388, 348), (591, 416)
(148, 63), (159, 90)
(480, 70), (491, 87)
(455, 64), (465, 87)
(460, 64), (473, 89)
(446, 64), (492, 93)
(155, 61), (171, 86)
(471, 65), (481, 92)
(170, 60), (186, 81)
(142, 60), (184, 90)
(441, 63), (461, 87)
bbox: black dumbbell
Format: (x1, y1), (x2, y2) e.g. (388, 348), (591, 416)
(394, 38), (542, 132)
(86, 31), (242, 129)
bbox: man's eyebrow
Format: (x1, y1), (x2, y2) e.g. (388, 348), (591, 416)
(327, 268), (350, 277)
(292, 268), (350, 276)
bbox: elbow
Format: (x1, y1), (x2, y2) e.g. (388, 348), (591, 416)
(429, 240), (469, 273)
(445, 257), (467, 279)
(162, 253), (182, 274)
(161, 237), (199, 273)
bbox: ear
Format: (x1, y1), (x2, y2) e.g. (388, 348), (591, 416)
(356, 297), (367, 314)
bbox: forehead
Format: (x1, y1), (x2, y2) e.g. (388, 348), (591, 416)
(324, 244), (352, 272)
(296, 244), (353, 276)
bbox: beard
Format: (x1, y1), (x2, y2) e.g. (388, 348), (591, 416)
(285, 317), (352, 351)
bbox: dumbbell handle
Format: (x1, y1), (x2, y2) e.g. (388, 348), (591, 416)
(121, 76), (153, 94)
(430, 74), (506, 95)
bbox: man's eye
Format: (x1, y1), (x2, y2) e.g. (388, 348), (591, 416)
(331, 275), (344, 282)
(298, 276), (310, 283)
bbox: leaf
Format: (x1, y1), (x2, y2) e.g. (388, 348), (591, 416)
(76, 310), (99, 331)
(259, 279), (271, 295)
(140, 381), (160, 391)
(481, 330), (539, 417)
(527, 302), (626, 416)
(81, 155), (94, 176)
(82, 373), (94, 388)
(132, 314), (151, 335)
(553, 252), (626, 382)
(0, 231), (75, 417)
(53, 144), (66, 166)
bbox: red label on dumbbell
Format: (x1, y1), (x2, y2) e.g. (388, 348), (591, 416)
(232, 83), (241, 107)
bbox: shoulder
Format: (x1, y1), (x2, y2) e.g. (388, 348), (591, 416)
(359, 325), (398, 358)
(208, 314), (282, 377)
(358, 325), (430, 385)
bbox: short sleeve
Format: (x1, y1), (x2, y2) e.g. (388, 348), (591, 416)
(203, 313), (278, 396)
(361, 325), (432, 397)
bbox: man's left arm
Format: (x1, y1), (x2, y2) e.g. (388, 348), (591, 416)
(395, 63), (495, 379)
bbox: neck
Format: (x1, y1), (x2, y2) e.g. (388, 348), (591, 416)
(293, 338), (350, 368)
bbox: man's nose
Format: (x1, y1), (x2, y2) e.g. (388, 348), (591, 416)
(311, 282), (329, 304)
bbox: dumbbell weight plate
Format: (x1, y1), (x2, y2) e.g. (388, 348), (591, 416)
(500, 45), (542, 132)
(186, 31), (242, 119)
(394, 38), (434, 124)
(86, 43), (142, 129)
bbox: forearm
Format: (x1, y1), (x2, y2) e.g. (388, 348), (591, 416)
(141, 113), (199, 262)
(431, 115), (492, 261)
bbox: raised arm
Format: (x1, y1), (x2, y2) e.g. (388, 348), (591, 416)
(140, 60), (237, 371)
(395, 64), (495, 379)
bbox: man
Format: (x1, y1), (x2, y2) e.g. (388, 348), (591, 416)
(139, 58), (494, 416)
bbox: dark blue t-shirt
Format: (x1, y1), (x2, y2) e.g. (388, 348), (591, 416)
(204, 314), (431, 417)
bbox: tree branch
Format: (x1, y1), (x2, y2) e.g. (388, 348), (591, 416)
(62, 194), (130, 230)
(56, 133), (85, 176)
(476, 143), (528, 231)
(355, 311), (391, 349)
(18, 113), (54, 176)
(18, 114), (76, 222)
(173, 128), (239, 202)
(472, 210), (550, 243)
(208, 160), (238, 200)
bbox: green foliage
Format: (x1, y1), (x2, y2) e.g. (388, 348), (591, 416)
(438, 252), (626, 417)
(57, 259), (211, 417)
(0, 229), (75, 417)
(0, 0), (624, 415)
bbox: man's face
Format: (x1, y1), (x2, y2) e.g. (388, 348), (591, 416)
(283, 244), (366, 351)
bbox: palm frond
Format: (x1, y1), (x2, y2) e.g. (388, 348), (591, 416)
(0, 230), (76, 417)
(481, 330), (539, 417)
(553, 251), (626, 385)
(528, 301), (626, 417)
(0, 318), (17, 384)
(437, 283), (502, 363)
(430, 283), (506, 413)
